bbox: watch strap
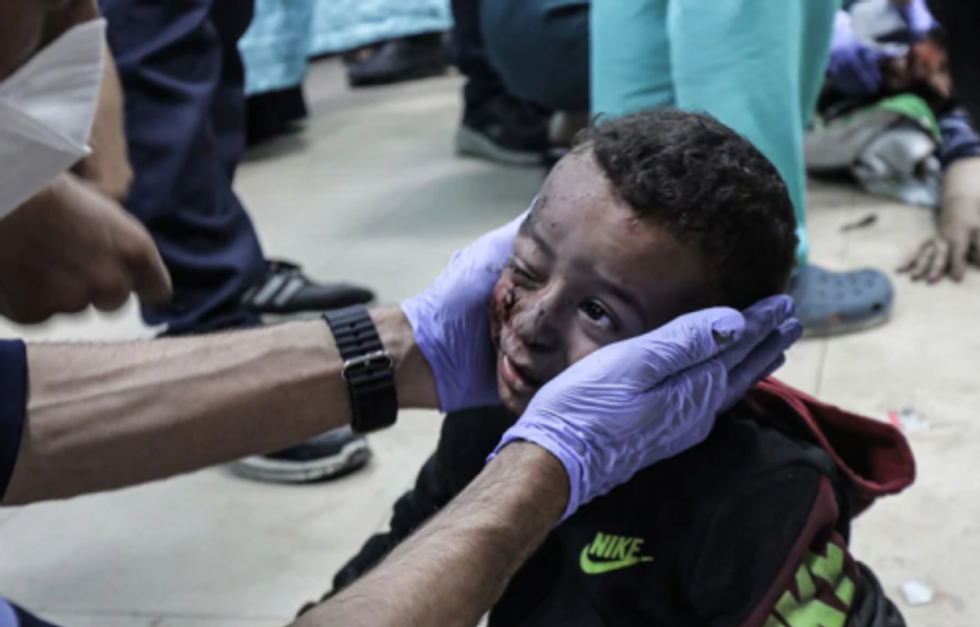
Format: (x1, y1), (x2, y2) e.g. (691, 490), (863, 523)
(323, 306), (398, 433)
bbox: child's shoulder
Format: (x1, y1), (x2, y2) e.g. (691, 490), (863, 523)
(441, 405), (517, 450)
(438, 405), (519, 486)
(653, 404), (842, 500)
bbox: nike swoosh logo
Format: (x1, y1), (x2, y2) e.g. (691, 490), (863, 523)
(579, 547), (654, 574)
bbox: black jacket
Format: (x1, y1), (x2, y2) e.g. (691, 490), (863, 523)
(331, 380), (915, 627)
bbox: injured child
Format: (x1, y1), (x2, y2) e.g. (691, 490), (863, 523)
(307, 110), (916, 626)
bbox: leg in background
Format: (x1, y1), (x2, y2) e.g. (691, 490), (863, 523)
(103, 0), (374, 333)
(590, 0), (674, 118)
(450, 0), (551, 166)
(210, 0), (255, 179)
(102, 0), (265, 335)
(103, 0), (374, 480)
(670, 0), (892, 337)
(240, 0), (314, 145)
(451, 0), (506, 109)
(481, 0), (590, 112)
(668, 0), (829, 265)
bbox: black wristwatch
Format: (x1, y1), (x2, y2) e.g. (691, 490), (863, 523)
(323, 306), (398, 434)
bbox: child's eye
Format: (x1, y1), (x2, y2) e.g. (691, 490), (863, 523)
(580, 300), (618, 331)
(507, 257), (538, 284)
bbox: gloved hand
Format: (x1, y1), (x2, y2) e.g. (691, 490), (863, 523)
(896, 0), (937, 39)
(827, 11), (888, 97)
(491, 295), (801, 520)
(402, 210), (528, 413)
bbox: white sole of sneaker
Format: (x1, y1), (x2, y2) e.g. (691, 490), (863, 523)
(455, 127), (543, 167)
(230, 438), (372, 483)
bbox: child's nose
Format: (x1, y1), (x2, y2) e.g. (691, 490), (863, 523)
(514, 295), (563, 351)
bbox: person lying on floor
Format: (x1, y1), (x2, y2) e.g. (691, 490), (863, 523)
(809, 0), (958, 205)
(303, 110), (916, 627)
(809, 0), (980, 283)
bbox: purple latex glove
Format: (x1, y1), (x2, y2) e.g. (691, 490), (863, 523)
(897, 0), (937, 38)
(401, 211), (528, 413)
(828, 10), (888, 97)
(491, 295), (802, 521)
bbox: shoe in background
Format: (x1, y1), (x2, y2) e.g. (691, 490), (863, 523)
(346, 32), (449, 87)
(232, 427), (372, 483)
(242, 259), (374, 320)
(456, 93), (551, 166)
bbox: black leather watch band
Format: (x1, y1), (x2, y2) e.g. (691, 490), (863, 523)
(323, 306), (398, 434)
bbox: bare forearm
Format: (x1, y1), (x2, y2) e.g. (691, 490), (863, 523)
(942, 157), (980, 211)
(297, 443), (568, 627)
(4, 307), (436, 505)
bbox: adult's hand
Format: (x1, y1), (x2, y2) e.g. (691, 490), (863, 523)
(900, 157), (980, 282)
(401, 211), (526, 412)
(0, 172), (171, 323)
(896, 0), (937, 38)
(493, 295), (801, 520)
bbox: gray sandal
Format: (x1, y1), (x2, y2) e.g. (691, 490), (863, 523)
(789, 265), (894, 338)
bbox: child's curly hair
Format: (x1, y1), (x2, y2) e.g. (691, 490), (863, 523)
(573, 109), (799, 310)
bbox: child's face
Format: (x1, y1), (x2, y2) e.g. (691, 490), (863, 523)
(489, 152), (712, 414)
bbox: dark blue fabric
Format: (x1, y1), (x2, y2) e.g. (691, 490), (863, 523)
(481, 0), (590, 111)
(939, 108), (980, 168)
(0, 340), (27, 503)
(6, 603), (60, 627)
(450, 0), (506, 108)
(101, 0), (265, 335)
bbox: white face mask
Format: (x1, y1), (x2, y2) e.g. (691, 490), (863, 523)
(0, 18), (106, 219)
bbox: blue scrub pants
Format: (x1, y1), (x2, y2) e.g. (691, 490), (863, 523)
(482, 0), (842, 266)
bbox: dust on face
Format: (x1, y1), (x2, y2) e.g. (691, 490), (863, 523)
(488, 151), (712, 414)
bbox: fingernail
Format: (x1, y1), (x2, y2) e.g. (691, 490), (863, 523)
(711, 311), (745, 346)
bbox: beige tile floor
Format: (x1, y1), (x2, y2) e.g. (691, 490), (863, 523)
(0, 59), (978, 626)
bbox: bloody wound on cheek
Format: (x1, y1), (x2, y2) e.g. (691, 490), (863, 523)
(489, 280), (517, 333)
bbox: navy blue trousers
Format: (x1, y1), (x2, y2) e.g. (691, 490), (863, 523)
(450, 0), (505, 108)
(102, 0), (265, 335)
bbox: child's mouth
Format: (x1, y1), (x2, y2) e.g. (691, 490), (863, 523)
(499, 353), (544, 396)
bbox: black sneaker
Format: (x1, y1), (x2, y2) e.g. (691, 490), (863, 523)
(456, 94), (552, 166)
(242, 260), (374, 318)
(346, 33), (449, 87)
(231, 427), (372, 483)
